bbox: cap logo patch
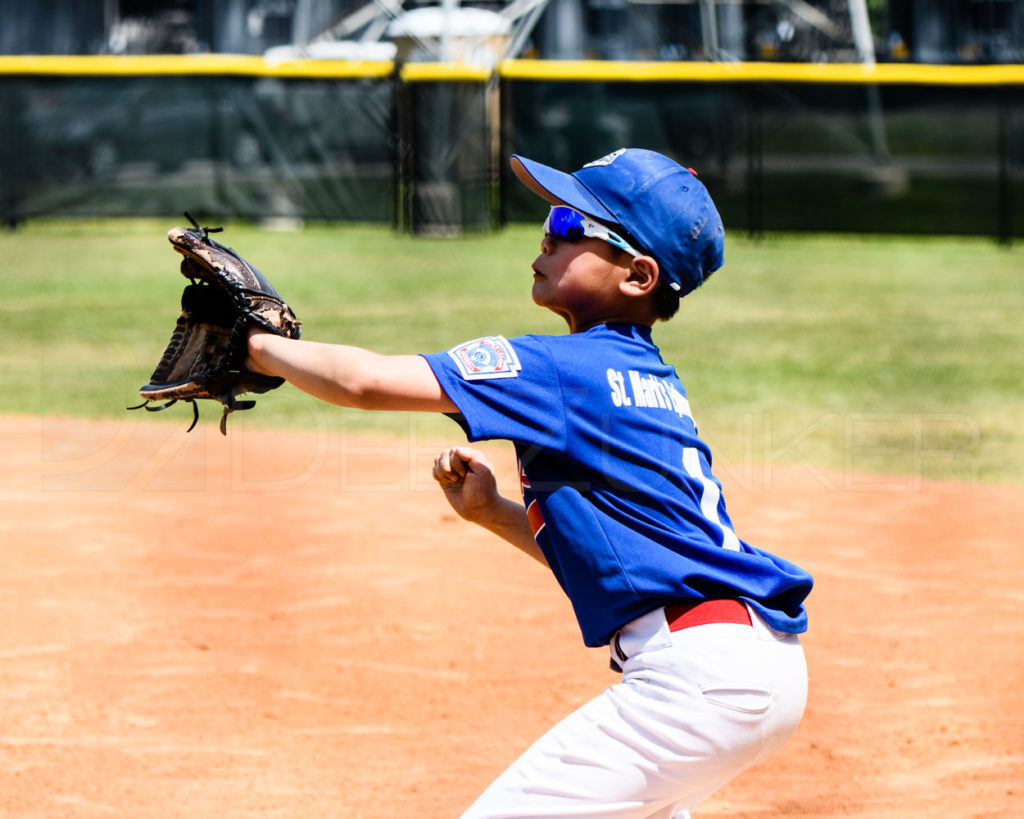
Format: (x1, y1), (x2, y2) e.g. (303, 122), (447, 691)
(447, 336), (522, 381)
(583, 148), (626, 168)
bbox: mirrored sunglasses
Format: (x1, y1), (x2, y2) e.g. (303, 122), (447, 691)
(543, 206), (641, 258)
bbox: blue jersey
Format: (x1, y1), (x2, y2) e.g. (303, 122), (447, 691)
(422, 324), (812, 647)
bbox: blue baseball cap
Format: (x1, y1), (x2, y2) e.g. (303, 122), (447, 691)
(510, 148), (724, 296)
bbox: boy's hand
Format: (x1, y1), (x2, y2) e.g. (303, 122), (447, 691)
(433, 446), (548, 566)
(432, 446), (501, 523)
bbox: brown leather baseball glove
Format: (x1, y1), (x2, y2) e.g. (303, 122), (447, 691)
(129, 213), (301, 434)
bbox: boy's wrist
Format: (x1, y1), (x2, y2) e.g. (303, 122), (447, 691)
(471, 495), (526, 530)
(246, 328), (275, 375)
(455, 493), (504, 524)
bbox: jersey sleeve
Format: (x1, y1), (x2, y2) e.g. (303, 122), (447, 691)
(421, 335), (567, 450)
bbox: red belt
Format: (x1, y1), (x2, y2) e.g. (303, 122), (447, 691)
(664, 599), (751, 631)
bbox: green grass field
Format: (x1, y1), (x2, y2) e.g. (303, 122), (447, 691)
(2, 219), (1021, 485)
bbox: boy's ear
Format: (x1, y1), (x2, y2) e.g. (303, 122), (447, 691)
(620, 256), (660, 298)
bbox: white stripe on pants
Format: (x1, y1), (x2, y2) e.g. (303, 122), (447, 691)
(460, 606), (808, 819)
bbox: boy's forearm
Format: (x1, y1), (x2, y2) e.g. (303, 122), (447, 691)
(467, 496), (548, 567)
(247, 333), (456, 413)
(248, 334), (378, 408)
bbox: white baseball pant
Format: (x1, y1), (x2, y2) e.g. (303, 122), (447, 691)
(460, 604), (808, 818)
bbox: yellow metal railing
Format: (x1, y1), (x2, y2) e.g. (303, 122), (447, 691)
(497, 59), (1024, 85)
(2, 55), (1022, 86)
(0, 54), (394, 79)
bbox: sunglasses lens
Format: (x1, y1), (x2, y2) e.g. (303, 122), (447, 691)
(546, 207), (585, 241)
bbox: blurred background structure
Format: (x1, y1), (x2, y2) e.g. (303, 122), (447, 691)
(1, 1), (1022, 237)
(1, 0), (1022, 64)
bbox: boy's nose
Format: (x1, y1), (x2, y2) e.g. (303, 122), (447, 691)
(540, 234), (554, 254)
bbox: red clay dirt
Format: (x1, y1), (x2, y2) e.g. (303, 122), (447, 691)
(1, 415), (1021, 818)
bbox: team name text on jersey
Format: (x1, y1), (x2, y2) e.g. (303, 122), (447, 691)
(607, 368), (692, 418)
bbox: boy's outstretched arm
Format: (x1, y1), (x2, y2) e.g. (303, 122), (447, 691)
(247, 330), (458, 413)
(433, 446), (548, 567)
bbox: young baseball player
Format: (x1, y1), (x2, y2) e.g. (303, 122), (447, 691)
(247, 148), (813, 818)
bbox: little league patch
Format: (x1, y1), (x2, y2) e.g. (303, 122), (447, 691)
(447, 336), (522, 381)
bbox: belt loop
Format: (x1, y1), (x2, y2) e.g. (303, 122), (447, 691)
(609, 631), (627, 673)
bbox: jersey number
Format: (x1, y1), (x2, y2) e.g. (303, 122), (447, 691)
(682, 447), (741, 552)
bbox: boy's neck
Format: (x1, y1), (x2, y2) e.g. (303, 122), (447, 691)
(567, 318), (655, 334)
(564, 309), (657, 334)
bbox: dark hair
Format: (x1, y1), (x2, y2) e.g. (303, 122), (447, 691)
(651, 276), (681, 321)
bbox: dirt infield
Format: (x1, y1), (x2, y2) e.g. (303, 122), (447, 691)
(2, 415), (1021, 818)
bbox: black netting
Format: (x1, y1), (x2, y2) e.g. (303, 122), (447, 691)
(2, 74), (394, 224)
(501, 78), (1024, 239)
